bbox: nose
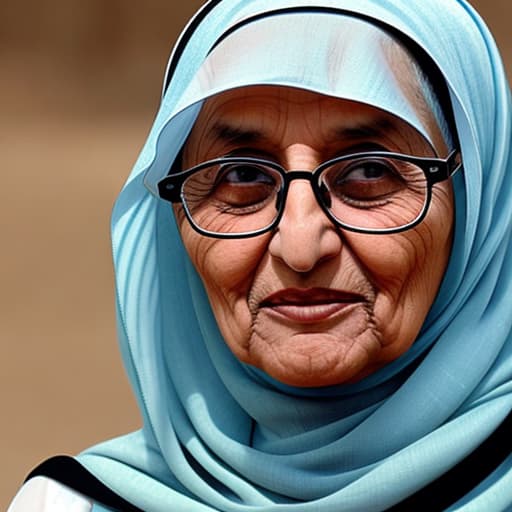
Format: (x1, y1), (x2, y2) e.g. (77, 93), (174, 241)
(268, 179), (343, 272)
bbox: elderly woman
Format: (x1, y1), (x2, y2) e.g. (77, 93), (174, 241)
(9, 0), (512, 511)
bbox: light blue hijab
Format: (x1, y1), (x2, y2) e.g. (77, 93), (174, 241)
(78, 1), (512, 510)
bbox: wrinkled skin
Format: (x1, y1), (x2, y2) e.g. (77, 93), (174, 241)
(175, 85), (454, 387)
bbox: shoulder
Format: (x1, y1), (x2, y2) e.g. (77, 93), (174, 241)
(7, 476), (93, 512)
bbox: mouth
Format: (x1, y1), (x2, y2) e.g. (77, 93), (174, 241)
(260, 287), (365, 323)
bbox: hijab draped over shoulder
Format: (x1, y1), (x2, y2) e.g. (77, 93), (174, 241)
(78, 1), (512, 510)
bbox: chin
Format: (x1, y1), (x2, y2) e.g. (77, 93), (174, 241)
(259, 364), (368, 387)
(248, 346), (376, 388)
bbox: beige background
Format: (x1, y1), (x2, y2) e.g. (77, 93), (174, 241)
(0, 1), (509, 509)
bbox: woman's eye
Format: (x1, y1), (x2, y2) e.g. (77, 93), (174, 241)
(343, 161), (394, 182)
(327, 159), (408, 203)
(195, 163), (280, 210)
(220, 164), (275, 185)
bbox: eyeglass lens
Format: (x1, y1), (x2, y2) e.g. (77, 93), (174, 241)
(181, 156), (428, 235)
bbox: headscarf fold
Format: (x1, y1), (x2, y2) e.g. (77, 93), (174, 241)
(78, 1), (512, 511)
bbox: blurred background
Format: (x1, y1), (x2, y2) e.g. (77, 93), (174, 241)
(0, 1), (509, 508)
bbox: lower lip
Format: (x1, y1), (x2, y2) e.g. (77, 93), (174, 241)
(264, 302), (359, 323)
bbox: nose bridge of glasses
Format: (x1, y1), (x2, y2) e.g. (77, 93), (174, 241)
(277, 169), (330, 219)
(275, 169), (317, 212)
(285, 170), (317, 182)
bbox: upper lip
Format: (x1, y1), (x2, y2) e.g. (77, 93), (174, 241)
(260, 287), (365, 307)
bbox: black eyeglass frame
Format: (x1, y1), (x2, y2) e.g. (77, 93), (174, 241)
(157, 150), (461, 239)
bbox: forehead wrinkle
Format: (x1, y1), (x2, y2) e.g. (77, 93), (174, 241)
(198, 95), (428, 157)
(211, 114), (400, 142)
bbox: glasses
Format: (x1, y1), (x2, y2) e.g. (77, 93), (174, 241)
(157, 150), (461, 238)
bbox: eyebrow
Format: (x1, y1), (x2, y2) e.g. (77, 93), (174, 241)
(333, 117), (397, 141)
(210, 122), (267, 146)
(208, 117), (400, 147)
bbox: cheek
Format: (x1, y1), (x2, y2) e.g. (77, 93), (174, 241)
(367, 234), (435, 318)
(353, 186), (453, 356)
(177, 212), (271, 356)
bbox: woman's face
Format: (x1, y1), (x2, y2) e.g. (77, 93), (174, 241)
(176, 85), (454, 387)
